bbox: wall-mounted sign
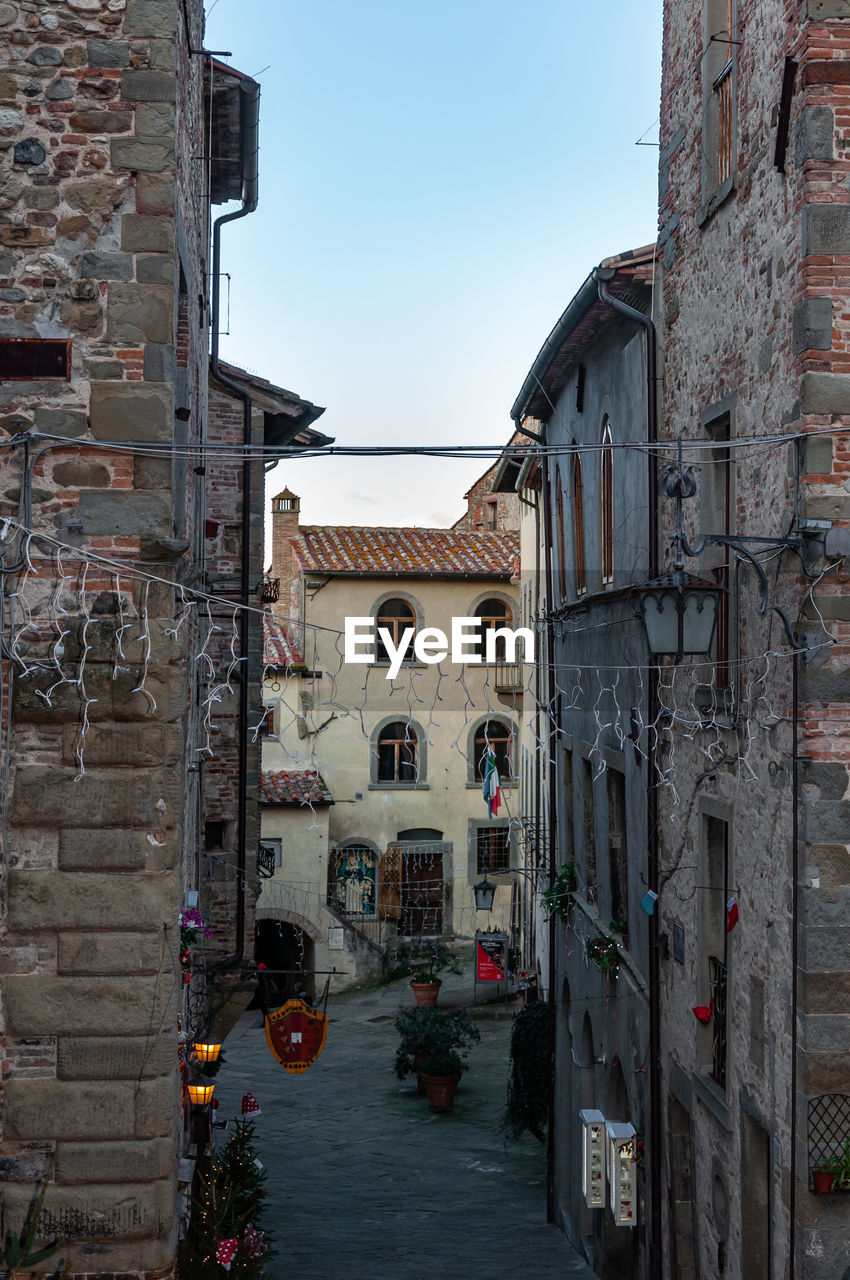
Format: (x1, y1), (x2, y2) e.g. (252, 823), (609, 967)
(328, 926), (344, 951)
(265, 1000), (328, 1074)
(475, 931), (507, 982)
(606, 1121), (637, 1227)
(580, 1109), (606, 1208)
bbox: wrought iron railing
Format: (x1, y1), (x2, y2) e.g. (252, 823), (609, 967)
(261, 577), (280, 603)
(492, 660), (522, 692)
(709, 955), (728, 1089)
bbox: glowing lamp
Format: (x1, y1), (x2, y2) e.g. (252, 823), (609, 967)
(186, 1082), (215, 1106)
(192, 1041), (222, 1064)
(606, 1121), (637, 1226)
(579, 1109), (606, 1208)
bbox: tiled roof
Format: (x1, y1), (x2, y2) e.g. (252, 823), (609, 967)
(291, 527), (519, 578)
(263, 615), (304, 669)
(260, 770), (333, 806)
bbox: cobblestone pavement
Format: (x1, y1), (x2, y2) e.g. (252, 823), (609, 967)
(214, 969), (595, 1279)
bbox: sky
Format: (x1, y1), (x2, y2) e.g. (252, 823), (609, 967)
(204, 0), (663, 543)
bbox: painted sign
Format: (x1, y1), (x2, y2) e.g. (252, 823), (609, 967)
(265, 1000), (328, 1074)
(476, 933), (507, 982)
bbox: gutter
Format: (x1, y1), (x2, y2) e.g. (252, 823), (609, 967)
(594, 267), (663, 1279)
(208, 73), (260, 973)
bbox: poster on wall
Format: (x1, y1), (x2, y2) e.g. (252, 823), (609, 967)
(475, 932), (507, 982)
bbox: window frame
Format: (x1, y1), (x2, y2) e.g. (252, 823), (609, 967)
(469, 716), (514, 785)
(369, 715), (428, 788)
(601, 419), (614, 586)
(573, 453), (587, 596)
(374, 596), (417, 666)
(699, 0), (737, 224)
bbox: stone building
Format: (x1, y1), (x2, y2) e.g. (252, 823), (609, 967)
(655, 1), (850, 1276)
(0, 3), (322, 1276)
(259, 476), (525, 987)
(510, 244), (658, 1277)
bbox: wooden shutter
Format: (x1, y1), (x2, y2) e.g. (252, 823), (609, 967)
(378, 844), (403, 920)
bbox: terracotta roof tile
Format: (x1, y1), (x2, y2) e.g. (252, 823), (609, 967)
(259, 770), (333, 806)
(263, 615), (303, 668)
(291, 527), (519, 578)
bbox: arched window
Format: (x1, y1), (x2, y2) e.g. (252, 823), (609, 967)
(377, 720), (418, 783)
(573, 454), (586, 595)
(601, 420), (614, 585)
(473, 718), (512, 781)
(474, 597), (513, 662)
(329, 843), (377, 917)
(555, 468), (567, 601)
(375, 598), (416, 664)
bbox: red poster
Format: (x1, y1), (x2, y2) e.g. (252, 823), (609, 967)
(476, 938), (506, 982)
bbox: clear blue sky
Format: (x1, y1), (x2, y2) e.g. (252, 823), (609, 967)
(204, 0), (662, 540)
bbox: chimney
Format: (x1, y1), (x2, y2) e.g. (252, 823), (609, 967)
(270, 488), (300, 623)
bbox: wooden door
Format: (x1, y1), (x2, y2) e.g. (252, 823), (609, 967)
(400, 841), (450, 936)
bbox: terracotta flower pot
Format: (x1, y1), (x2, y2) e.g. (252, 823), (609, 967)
(812, 1170), (835, 1195)
(410, 980), (441, 1007)
(421, 1073), (461, 1112)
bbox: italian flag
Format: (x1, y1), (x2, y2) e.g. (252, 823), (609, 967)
(482, 748), (501, 818)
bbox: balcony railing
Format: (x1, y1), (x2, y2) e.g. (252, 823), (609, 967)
(261, 577), (280, 604)
(492, 661), (523, 693)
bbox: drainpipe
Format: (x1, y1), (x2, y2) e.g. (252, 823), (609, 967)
(208, 73), (260, 972)
(538, 438), (559, 1224)
(595, 269), (662, 1279)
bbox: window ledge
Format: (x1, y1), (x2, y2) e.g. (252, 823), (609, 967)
(693, 1071), (732, 1131)
(698, 174), (735, 228)
(367, 782), (430, 791)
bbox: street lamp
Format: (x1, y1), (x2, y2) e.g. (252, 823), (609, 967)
(635, 441), (798, 662)
(635, 570), (722, 663)
(473, 876), (497, 912)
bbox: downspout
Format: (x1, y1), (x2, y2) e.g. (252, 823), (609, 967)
(789, 651), (799, 1279)
(539, 439), (559, 1224)
(209, 74), (260, 972)
(595, 269), (663, 1279)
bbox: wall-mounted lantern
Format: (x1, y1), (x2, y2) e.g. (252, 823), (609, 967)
(192, 1041), (222, 1065)
(187, 1082), (215, 1106)
(473, 876), (497, 912)
(580, 1108), (606, 1208)
(606, 1121), (637, 1226)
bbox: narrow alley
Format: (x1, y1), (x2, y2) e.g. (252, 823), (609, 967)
(214, 974), (595, 1279)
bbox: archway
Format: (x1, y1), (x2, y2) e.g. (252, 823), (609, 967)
(254, 916), (316, 1004)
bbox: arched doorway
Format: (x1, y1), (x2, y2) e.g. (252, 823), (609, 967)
(254, 918), (316, 1005)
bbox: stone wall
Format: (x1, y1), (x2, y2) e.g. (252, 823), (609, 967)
(0, 1), (211, 1275)
(659, 1), (850, 1276)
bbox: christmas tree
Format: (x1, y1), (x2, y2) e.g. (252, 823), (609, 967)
(176, 1121), (272, 1278)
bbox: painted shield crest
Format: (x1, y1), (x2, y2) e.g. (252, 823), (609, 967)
(265, 999), (328, 1074)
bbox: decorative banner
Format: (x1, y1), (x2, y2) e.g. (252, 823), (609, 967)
(726, 895), (739, 932)
(265, 999), (328, 1074)
(476, 933), (506, 982)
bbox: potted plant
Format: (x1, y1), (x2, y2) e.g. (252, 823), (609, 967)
(394, 1006), (480, 1111)
(391, 938), (463, 1006)
(540, 862), (577, 923)
(812, 1139), (850, 1194)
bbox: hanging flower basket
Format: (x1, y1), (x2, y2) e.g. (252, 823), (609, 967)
(540, 863), (577, 922)
(587, 935), (619, 979)
(178, 906), (211, 984)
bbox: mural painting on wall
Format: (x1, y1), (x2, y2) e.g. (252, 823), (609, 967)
(333, 846), (377, 916)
